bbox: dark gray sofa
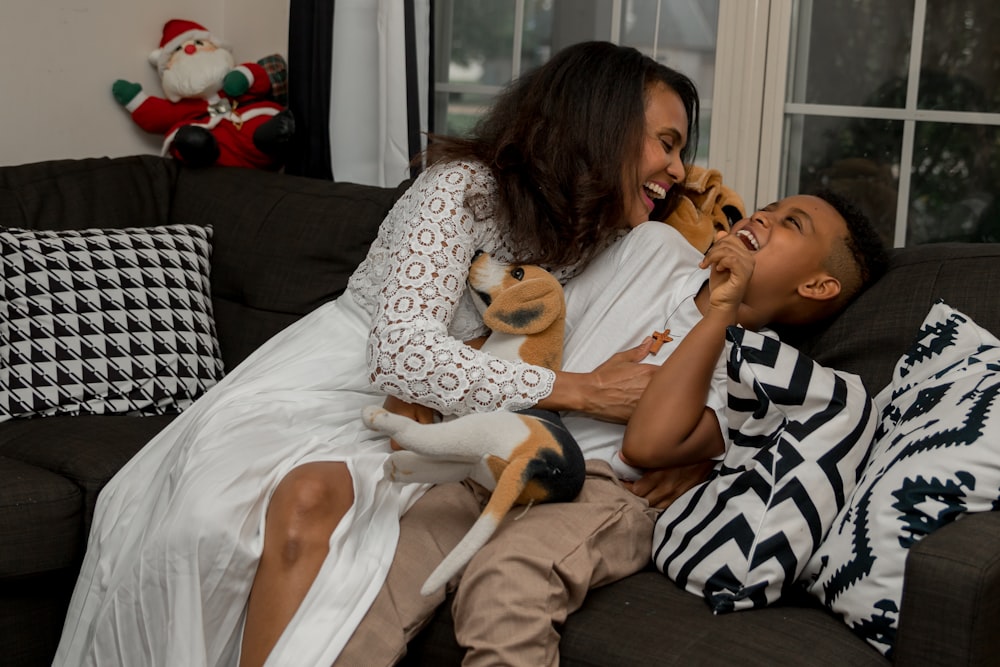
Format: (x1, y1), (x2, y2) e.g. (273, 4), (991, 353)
(1, 155), (997, 667)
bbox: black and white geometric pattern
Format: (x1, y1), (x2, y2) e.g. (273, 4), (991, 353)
(0, 224), (223, 420)
(653, 327), (877, 613)
(803, 301), (1000, 658)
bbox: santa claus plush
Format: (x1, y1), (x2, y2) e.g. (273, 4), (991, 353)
(112, 19), (294, 169)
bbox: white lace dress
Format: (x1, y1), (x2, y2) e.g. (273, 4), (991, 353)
(53, 160), (580, 667)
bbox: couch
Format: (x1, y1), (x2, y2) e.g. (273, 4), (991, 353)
(1, 155), (998, 667)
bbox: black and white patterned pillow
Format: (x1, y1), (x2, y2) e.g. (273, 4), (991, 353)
(0, 224), (223, 420)
(803, 301), (1000, 658)
(653, 327), (877, 613)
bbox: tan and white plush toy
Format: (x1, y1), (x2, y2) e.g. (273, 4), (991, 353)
(362, 251), (584, 595)
(664, 165), (746, 253)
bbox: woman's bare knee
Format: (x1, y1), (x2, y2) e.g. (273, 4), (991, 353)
(265, 462), (355, 565)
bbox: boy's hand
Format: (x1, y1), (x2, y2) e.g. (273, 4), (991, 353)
(699, 230), (754, 318)
(624, 459), (716, 509)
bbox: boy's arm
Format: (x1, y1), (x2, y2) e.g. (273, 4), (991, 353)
(621, 230), (754, 468)
(620, 313), (730, 467)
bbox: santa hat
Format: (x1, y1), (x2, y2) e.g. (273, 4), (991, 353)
(148, 19), (228, 74)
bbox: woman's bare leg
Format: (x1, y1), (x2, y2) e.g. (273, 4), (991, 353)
(239, 461), (355, 667)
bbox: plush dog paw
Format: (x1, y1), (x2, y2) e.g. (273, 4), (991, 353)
(382, 450), (423, 481)
(383, 453), (402, 481)
(361, 405), (389, 430)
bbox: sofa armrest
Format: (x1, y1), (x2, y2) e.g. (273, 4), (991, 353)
(894, 511), (1000, 666)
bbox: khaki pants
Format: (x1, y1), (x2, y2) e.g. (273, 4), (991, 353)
(336, 460), (656, 667)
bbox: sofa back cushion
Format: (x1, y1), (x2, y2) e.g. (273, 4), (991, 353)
(171, 166), (410, 371)
(0, 155), (177, 233)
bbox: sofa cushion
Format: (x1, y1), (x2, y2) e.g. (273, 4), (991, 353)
(404, 571), (890, 666)
(653, 328), (877, 613)
(0, 224), (223, 420)
(171, 165), (411, 370)
(803, 301), (1000, 658)
(0, 155), (177, 234)
(0, 456), (82, 577)
(0, 414), (176, 534)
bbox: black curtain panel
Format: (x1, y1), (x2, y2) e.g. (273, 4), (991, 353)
(286, 0), (335, 180)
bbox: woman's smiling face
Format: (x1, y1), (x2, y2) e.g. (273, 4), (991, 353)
(623, 82), (689, 229)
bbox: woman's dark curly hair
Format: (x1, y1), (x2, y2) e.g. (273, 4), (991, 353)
(422, 41), (700, 268)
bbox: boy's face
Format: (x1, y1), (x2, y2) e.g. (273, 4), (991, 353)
(728, 194), (847, 326)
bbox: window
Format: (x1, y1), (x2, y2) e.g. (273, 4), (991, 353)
(434, 0), (1000, 247)
(767, 0), (1000, 247)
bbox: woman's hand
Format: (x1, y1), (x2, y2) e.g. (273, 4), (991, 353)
(380, 395), (439, 450)
(544, 338), (657, 423)
(623, 459), (715, 509)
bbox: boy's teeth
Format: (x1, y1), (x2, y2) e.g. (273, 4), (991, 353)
(643, 181), (666, 199)
(737, 229), (760, 250)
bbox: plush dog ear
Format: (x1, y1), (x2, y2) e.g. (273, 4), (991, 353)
(483, 278), (564, 335)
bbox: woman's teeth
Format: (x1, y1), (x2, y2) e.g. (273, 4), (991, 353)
(643, 181), (666, 199)
(736, 229), (760, 251)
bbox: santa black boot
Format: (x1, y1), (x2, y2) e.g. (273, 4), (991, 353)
(253, 110), (295, 160)
(172, 125), (220, 167)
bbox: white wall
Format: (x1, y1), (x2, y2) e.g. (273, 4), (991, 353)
(0, 0), (289, 166)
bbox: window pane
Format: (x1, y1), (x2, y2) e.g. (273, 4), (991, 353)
(520, 1), (555, 72)
(784, 114), (901, 247)
(438, 0), (516, 86)
(789, 0), (914, 107)
(620, 0), (719, 163)
(920, 1), (1000, 113)
(435, 91), (494, 137)
(907, 122), (1000, 244)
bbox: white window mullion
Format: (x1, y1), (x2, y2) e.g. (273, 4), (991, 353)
(609, 0), (622, 43)
(894, 0), (928, 247)
(757, 0), (794, 208)
(709, 0), (773, 204)
(512, 0), (525, 77)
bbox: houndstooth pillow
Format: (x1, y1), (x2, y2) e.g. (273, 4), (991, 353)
(803, 301), (1000, 658)
(0, 224), (223, 420)
(653, 327), (877, 613)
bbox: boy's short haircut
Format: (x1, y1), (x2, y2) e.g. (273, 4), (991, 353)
(811, 189), (890, 309)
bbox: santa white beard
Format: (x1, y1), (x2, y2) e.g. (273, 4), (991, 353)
(161, 47), (236, 102)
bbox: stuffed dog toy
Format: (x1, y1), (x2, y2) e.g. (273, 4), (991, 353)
(664, 165), (746, 253)
(362, 250), (585, 595)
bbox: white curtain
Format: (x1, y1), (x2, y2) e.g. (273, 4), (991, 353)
(329, 0), (430, 186)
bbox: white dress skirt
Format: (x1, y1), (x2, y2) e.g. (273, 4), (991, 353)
(53, 293), (430, 667)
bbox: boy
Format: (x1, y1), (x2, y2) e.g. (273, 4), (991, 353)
(336, 191), (888, 667)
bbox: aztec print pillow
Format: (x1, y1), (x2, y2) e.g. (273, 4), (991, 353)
(0, 224), (223, 420)
(653, 327), (877, 613)
(803, 301), (1000, 658)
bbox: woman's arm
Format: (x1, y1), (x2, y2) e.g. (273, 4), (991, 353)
(365, 163), (560, 416)
(621, 310), (731, 467)
(538, 339), (657, 423)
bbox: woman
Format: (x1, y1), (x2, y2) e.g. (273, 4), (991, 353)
(54, 41), (699, 667)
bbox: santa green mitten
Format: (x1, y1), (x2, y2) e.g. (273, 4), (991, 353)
(112, 80), (143, 106)
(222, 69), (250, 97)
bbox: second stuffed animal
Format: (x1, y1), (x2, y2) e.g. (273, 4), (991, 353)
(664, 165), (746, 252)
(362, 251), (585, 595)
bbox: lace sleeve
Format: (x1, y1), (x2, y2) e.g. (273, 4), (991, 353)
(364, 161), (556, 416)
